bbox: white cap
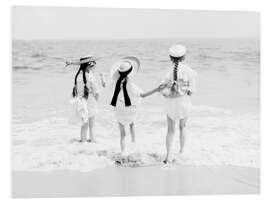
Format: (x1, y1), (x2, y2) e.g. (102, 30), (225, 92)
(169, 44), (187, 57)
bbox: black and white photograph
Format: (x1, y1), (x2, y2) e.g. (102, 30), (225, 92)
(11, 6), (260, 197)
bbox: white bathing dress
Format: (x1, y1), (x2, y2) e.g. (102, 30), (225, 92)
(69, 70), (100, 125)
(161, 63), (197, 121)
(109, 79), (142, 126)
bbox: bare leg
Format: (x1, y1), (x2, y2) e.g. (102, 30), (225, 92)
(118, 122), (126, 154)
(88, 116), (97, 142)
(179, 118), (187, 153)
(129, 122), (136, 143)
(164, 115), (175, 163)
(80, 122), (88, 142)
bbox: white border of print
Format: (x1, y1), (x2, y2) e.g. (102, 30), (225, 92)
(1, 0), (268, 203)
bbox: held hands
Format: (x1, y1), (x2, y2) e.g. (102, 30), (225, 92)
(157, 83), (168, 92)
(140, 83), (167, 98)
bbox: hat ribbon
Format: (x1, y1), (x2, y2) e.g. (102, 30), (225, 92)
(110, 67), (132, 107)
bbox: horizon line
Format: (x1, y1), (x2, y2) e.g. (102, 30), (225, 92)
(12, 36), (260, 41)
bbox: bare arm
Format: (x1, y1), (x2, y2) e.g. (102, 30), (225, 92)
(93, 92), (99, 101)
(140, 87), (159, 98)
(99, 73), (106, 88)
(140, 83), (167, 98)
(187, 76), (197, 96)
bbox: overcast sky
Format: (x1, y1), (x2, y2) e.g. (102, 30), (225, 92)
(12, 6), (260, 40)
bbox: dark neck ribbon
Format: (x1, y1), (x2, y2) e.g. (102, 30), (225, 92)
(110, 67), (133, 107)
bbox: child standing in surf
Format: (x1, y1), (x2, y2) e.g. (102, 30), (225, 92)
(66, 55), (102, 143)
(109, 57), (165, 157)
(160, 45), (198, 164)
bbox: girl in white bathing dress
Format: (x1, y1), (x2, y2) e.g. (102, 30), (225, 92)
(66, 55), (103, 143)
(160, 45), (198, 164)
(109, 57), (165, 156)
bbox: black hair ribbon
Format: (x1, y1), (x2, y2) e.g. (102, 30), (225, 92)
(110, 67), (133, 107)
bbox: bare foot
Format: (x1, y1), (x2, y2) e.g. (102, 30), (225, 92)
(115, 160), (122, 166)
(87, 139), (97, 143)
(163, 158), (176, 164)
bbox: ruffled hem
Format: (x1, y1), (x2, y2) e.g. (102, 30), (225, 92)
(114, 105), (137, 125)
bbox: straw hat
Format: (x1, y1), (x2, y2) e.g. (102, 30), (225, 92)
(169, 44), (187, 57)
(80, 54), (96, 65)
(110, 56), (140, 80)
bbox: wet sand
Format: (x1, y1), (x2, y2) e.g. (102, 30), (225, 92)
(12, 165), (260, 198)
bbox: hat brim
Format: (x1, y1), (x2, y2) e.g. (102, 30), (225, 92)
(80, 55), (100, 64)
(110, 56), (140, 80)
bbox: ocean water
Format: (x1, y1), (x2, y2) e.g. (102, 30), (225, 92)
(12, 39), (260, 171)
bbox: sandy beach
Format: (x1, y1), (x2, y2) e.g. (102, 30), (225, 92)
(12, 165), (260, 198)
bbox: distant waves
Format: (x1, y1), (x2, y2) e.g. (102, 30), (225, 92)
(13, 65), (42, 71)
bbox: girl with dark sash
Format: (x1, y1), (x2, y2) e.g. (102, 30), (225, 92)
(109, 57), (166, 157)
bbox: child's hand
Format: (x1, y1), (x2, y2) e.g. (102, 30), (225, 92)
(187, 90), (192, 96)
(157, 83), (168, 92)
(65, 61), (72, 67)
(93, 92), (99, 101)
